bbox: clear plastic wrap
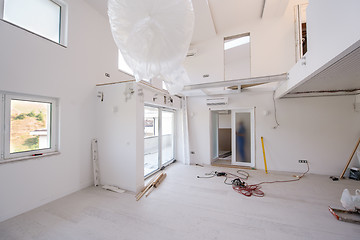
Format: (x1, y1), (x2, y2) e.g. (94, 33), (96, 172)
(108, 0), (194, 94)
(341, 188), (360, 211)
(341, 189), (355, 210)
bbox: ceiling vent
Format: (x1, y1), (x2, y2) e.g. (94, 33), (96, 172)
(206, 97), (228, 106)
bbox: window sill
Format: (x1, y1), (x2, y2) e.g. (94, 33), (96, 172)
(0, 151), (61, 164)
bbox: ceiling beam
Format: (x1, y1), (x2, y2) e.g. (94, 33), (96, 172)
(183, 73), (287, 91)
(262, 0), (289, 19)
(261, 0), (266, 18)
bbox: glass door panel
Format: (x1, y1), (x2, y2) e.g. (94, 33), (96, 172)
(231, 108), (255, 167)
(161, 110), (175, 164)
(144, 106), (159, 176)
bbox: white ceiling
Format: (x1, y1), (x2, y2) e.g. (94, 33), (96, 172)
(84, 0), (269, 44)
(85, 0), (359, 96)
(207, 0), (264, 33)
(85, 0), (107, 17)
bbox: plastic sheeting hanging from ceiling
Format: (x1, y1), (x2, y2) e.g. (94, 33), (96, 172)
(108, 0), (194, 94)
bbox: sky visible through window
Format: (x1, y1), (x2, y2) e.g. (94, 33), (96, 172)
(224, 36), (250, 50)
(3, 0), (61, 43)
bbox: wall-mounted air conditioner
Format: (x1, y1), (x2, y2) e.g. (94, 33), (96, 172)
(206, 97), (228, 106)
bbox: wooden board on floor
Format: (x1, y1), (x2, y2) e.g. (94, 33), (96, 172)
(211, 163), (255, 170)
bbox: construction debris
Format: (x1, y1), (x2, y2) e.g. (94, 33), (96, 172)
(136, 172), (167, 201)
(328, 206), (360, 225)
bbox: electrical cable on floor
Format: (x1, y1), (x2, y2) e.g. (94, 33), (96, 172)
(197, 162), (310, 197)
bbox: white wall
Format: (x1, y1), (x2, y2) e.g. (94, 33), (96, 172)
(0, 0), (130, 222)
(95, 82), (182, 192)
(188, 93), (360, 175)
(95, 83), (140, 192)
(184, 0), (301, 84)
(218, 114), (231, 129)
(224, 42), (251, 80)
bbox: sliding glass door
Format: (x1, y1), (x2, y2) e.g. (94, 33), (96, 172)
(144, 106), (175, 177)
(144, 106), (159, 176)
(162, 110), (175, 165)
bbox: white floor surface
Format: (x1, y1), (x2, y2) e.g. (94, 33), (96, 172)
(0, 163), (359, 240)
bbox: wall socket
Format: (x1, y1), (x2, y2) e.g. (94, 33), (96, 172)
(298, 160), (308, 163)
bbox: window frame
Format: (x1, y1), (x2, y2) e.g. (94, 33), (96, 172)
(0, 92), (60, 162)
(295, 3), (308, 62)
(0, 0), (68, 46)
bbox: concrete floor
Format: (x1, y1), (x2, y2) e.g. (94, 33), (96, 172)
(0, 163), (359, 240)
(144, 146), (173, 176)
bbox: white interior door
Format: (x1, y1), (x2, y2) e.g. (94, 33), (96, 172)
(231, 108), (255, 167)
(210, 111), (219, 160)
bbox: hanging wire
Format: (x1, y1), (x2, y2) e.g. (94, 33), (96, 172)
(273, 91), (280, 129)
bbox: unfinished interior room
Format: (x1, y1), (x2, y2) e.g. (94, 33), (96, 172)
(1, 0), (360, 239)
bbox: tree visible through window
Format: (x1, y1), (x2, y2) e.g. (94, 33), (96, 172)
(10, 100), (51, 153)
(0, 92), (59, 162)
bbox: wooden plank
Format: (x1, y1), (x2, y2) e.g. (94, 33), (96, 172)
(136, 172), (164, 201)
(340, 137), (360, 178)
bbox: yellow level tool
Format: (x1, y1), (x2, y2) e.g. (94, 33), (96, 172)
(261, 137), (268, 174)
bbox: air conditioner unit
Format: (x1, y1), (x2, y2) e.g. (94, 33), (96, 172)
(206, 97), (228, 106)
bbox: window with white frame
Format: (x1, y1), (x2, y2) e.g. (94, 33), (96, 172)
(0, 0), (68, 45)
(0, 92), (59, 162)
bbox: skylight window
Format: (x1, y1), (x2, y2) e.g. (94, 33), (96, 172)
(224, 36), (250, 50)
(118, 50), (134, 76)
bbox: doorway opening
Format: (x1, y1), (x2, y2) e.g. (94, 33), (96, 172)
(210, 108), (255, 167)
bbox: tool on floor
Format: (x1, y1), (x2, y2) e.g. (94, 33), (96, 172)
(340, 137), (360, 179)
(136, 172), (166, 201)
(349, 167), (360, 180)
(329, 176), (339, 181)
(261, 137), (268, 174)
(328, 206), (360, 225)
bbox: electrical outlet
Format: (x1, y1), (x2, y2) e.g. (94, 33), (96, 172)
(298, 160), (308, 163)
